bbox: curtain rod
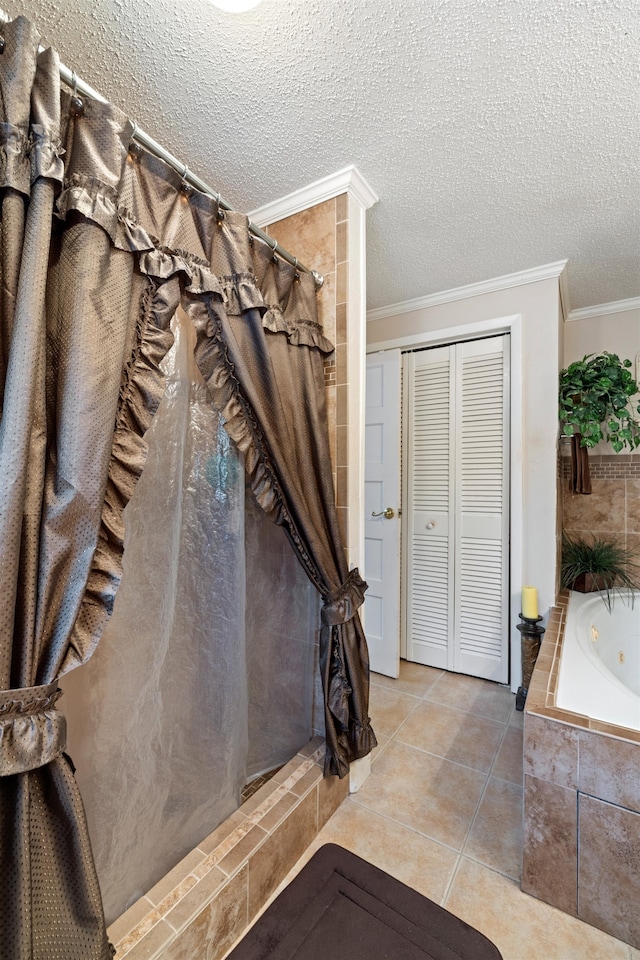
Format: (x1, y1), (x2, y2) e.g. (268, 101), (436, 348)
(0, 10), (323, 288)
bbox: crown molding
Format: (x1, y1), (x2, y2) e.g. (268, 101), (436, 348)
(248, 165), (379, 227)
(366, 260), (569, 322)
(566, 296), (640, 322)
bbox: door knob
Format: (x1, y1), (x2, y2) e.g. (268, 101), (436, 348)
(372, 507), (395, 519)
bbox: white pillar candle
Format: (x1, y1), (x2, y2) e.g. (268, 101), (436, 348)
(522, 586), (538, 619)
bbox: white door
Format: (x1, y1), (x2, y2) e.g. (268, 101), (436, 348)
(404, 336), (510, 682)
(364, 350), (401, 677)
(404, 346), (454, 671)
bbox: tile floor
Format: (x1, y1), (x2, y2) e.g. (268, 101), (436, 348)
(239, 662), (638, 960)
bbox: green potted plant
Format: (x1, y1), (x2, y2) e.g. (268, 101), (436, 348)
(561, 533), (639, 610)
(559, 352), (640, 451)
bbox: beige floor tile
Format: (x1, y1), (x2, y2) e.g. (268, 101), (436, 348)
(301, 799), (458, 903)
(371, 660), (444, 699)
(445, 858), (630, 960)
(223, 669), (634, 960)
(370, 731), (390, 764)
(426, 672), (514, 723)
(368, 683), (420, 737)
(510, 707), (525, 730)
(396, 700), (505, 773)
(492, 725), (524, 785)
(354, 739), (486, 850)
(463, 777), (523, 880)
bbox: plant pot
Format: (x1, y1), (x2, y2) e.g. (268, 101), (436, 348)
(571, 572), (615, 593)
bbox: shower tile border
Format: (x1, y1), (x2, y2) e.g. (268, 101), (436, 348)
(109, 736), (349, 960)
(560, 452), (640, 480)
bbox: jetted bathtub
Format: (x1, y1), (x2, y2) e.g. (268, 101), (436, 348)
(557, 588), (640, 732)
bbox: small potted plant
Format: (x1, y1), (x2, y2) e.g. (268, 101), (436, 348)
(561, 533), (639, 610)
(559, 352), (640, 451)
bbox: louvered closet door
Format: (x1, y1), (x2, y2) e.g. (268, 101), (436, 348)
(405, 346), (455, 670)
(405, 337), (509, 682)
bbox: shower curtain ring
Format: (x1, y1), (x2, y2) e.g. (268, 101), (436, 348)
(129, 122), (142, 157)
(69, 72), (85, 116)
(293, 257), (300, 280)
(270, 235), (279, 263)
(216, 192), (225, 222)
(180, 164), (193, 197)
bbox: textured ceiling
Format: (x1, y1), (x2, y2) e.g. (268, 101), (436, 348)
(7, 0), (640, 312)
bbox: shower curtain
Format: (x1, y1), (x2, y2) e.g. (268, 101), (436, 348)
(0, 14), (375, 959)
(61, 309), (318, 924)
(185, 220), (377, 779)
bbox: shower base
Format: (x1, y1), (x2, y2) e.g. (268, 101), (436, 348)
(241, 766), (282, 804)
(107, 737), (348, 960)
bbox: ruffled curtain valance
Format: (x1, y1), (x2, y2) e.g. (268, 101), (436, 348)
(0, 14), (375, 958)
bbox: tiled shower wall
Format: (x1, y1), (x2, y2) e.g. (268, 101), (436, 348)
(265, 193), (350, 551)
(266, 194), (350, 736)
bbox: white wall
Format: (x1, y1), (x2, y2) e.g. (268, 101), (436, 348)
(564, 307), (640, 367)
(368, 275), (563, 691)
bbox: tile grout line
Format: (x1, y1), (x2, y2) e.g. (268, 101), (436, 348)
(441, 698), (518, 906)
(372, 684), (432, 742)
(368, 670), (522, 911)
(389, 735), (507, 779)
(346, 794), (464, 859)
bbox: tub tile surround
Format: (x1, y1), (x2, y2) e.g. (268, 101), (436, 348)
(578, 796), (640, 949)
(561, 454), (640, 555)
(523, 591), (640, 948)
(108, 738), (348, 960)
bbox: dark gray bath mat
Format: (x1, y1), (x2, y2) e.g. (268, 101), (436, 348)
(227, 842), (503, 959)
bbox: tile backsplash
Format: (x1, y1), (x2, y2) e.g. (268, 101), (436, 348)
(560, 452), (640, 557)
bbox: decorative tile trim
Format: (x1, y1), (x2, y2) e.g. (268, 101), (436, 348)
(560, 453), (640, 480)
(109, 737), (347, 960)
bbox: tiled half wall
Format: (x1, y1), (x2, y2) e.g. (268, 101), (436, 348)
(522, 594), (640, 949)
(108, 738), (348, 960)
(265, 193), (350, 552)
